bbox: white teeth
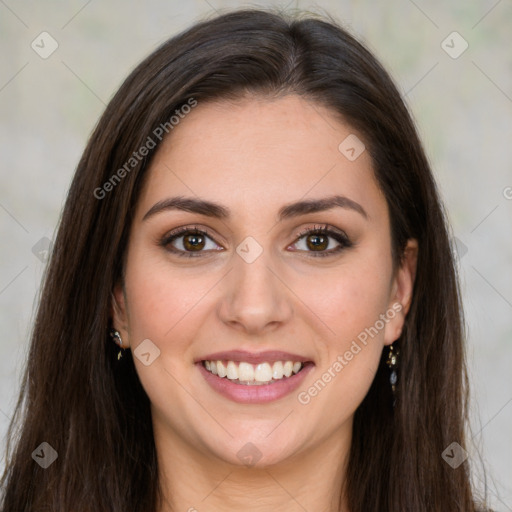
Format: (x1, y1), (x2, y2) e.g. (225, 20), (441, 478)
(203, 359), (305, 384)
(254, 363), (273, 382)
(217, 361), (226, 378)
(272, 361), (284, 379)
(238, 362), (254, 381)
(226, 361), (238, 380)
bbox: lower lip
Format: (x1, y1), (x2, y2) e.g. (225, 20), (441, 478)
(197, 362), (314, 404)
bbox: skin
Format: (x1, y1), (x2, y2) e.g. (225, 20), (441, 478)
(112, 94), (418, 512)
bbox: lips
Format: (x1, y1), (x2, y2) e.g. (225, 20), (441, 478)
(195, 350), (314, 404)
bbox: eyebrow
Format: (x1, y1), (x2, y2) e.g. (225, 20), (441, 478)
(142, 194), (369, 222)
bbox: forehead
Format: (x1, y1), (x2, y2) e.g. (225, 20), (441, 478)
(137, 94), (386, 222)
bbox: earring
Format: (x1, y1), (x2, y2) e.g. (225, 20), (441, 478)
(109, 328), (125, 361)
(386, 344), (399, 407)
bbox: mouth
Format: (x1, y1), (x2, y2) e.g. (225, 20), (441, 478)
(195, 351), (315, 404)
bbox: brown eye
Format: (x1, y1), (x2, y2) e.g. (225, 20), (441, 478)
(290, 226), (352, 257)
(160, 227), (223, 257)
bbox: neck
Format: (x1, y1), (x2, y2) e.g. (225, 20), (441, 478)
(154, 420), (351, 512)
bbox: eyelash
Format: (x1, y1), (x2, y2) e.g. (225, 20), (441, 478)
(159, 224), (353, 258)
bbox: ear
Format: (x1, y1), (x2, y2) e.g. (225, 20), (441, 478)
(383, 239), (418, 346)
(111, 282), (130, 348)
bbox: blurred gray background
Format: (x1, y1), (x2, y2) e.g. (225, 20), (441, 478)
(1, 0), (511, 509)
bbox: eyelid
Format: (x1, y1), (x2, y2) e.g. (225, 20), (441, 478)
(294, 223), (348, 241)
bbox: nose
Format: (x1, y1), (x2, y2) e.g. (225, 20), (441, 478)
(217, 247), (293, 335)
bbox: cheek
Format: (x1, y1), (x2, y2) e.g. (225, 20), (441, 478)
(123, 248), (201, 351)
(295, 274), (388, 422)
(122, 251), (207, 414)
(292, 251), (392, 409)
(296, 261), (391, 348)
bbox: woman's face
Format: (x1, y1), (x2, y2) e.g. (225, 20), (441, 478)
(113, 94), (417, 468)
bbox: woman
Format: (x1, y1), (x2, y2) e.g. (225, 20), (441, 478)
(0, 8), (491, 512)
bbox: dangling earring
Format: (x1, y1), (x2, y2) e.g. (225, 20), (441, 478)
(386, 344), (399, 407)
(109, 328), (125, 361)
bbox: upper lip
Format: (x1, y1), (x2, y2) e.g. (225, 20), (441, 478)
(196, 350), (313, 365)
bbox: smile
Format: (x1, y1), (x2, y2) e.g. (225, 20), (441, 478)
(197, 356), (314, 404)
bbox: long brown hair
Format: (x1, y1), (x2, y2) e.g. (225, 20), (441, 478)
(0, 8), (489, 511)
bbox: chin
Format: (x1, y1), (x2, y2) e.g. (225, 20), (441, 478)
(205, 431), (303, 468)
